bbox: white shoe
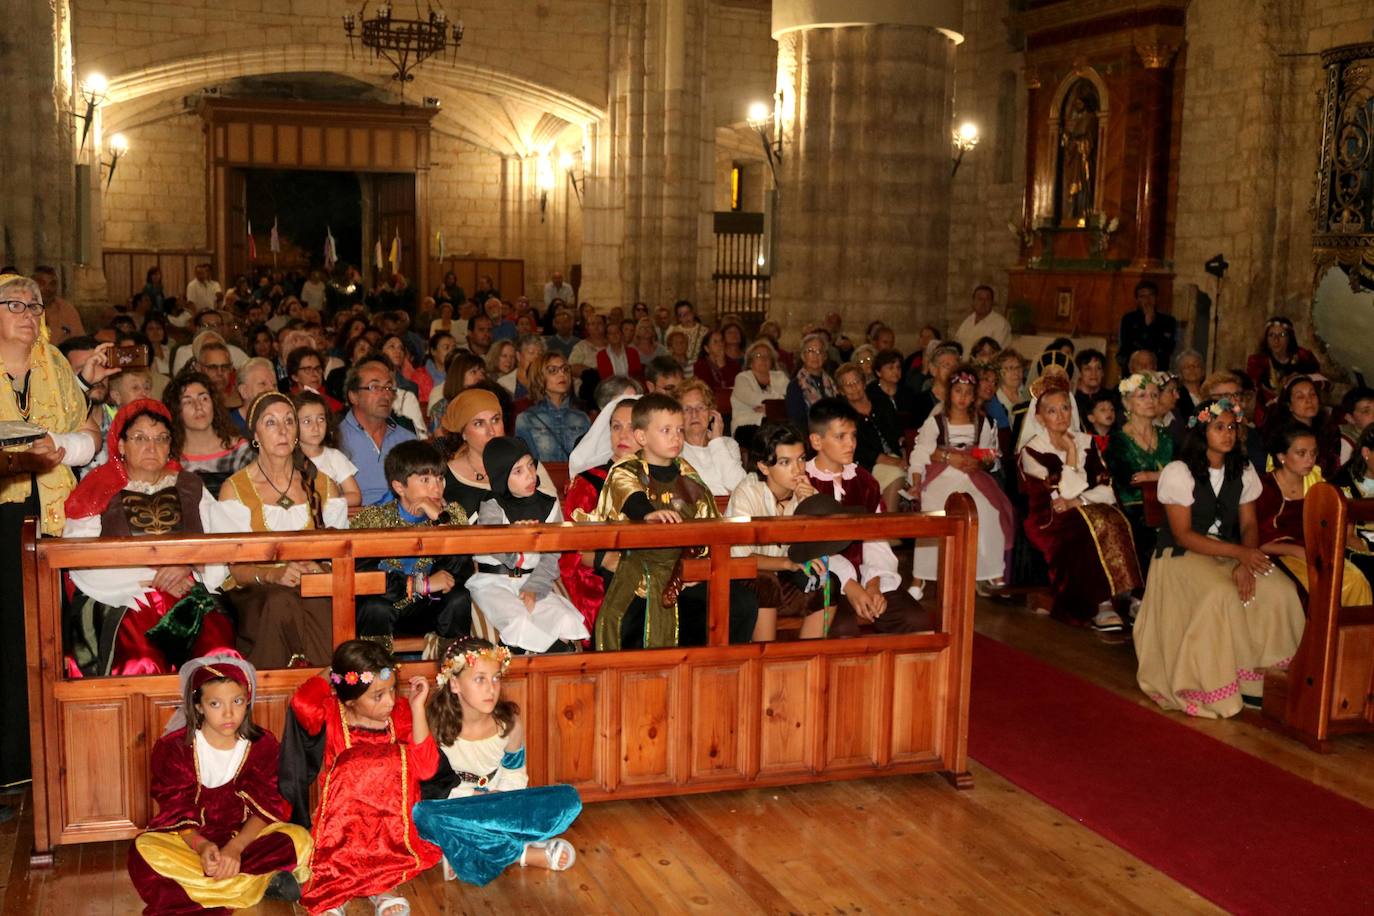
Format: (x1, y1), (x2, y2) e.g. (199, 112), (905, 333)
(1092, 606), (1124, 632)
(908, 581), (925, 602)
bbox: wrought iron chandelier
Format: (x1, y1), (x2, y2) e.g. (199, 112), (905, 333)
(342, 2), (465, 85)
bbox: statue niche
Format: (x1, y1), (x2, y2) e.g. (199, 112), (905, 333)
(1055, 79), (1101, 226)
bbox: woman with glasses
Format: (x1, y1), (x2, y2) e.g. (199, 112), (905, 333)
(207, 392), (347, 669)
(678, 378), (747, 496)
(514, 352), (590, 464)
(730, 339), (789, 437)
(784, 332), (838, 426)
(62, 399), (235, 676)
(0, 273), (114, 788)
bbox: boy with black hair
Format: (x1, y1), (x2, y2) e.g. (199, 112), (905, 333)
(592, 393), (756, 648)
(805, 398), (930, 636)
(350, 440), (472, 654)
(643, 356), (684, 397)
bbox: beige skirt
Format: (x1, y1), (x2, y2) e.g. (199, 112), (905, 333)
(1134, 551), (1305, 719)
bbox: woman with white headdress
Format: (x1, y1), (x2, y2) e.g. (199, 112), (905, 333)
(1018, 372), (1142, 633)
(560, 395), (639, 632)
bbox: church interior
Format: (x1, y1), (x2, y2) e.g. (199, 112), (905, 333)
(2, 0), (1374, 912)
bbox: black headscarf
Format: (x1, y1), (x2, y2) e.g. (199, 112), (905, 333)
(482, 436), (556, 523)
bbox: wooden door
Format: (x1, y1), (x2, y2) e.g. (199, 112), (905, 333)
(226, 168), (247, 281)
(372, 173), (417, 287)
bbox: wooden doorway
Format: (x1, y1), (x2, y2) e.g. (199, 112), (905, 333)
(368, 173), (417, 286)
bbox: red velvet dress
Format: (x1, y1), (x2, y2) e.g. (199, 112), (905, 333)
(291, 676), (442, 913)
(559, 467), (611, 632)
(127, 728), (302, 915)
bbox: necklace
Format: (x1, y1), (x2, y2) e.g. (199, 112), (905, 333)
(259, 462), (296, 509)
(462, 450), (486, 482)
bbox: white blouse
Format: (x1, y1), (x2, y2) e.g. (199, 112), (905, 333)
(308, 446), (358, 487)
(682, 438), (747, 496)
(195, 730), (249, 789)
(909, 413), (1001, 480)
(1018, 432), (1117, 505)
(440, 731), (528, 798)
(730, 369), (790, 433)
(1156, 460), (1262, 535)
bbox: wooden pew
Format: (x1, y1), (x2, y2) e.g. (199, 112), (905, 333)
(21, 500), (978, 863)
(1260, 483), (1374, 751)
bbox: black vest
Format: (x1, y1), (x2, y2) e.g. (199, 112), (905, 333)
(1154, 468), (1243, 556)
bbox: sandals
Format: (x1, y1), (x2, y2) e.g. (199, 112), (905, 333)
(368, 891), (412, 916)
(520, 837), (577, 871)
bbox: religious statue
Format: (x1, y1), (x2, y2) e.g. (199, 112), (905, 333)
(1057, 81), (1100, 224)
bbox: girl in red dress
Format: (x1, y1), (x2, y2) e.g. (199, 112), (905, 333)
(285, 640), (441, 916)
(127, 655), (312, 915)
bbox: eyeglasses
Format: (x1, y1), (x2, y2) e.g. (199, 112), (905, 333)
(683, 404), (709, 414)
(803, 347), (824, 356)
(357, 382), (397, 394)
(1, 299), (44, 315)
(297, 363), (323, 373)
(544, 364), (571, 375)
(127, 433), (171, 447)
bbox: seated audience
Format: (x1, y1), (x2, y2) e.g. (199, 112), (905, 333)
(62, 400), (234, 676)
(1073, 349), (1118, 432)
(731, 340), (789, 436)
(912, 343), (962, 429)
(667, 300), (707, 363)
(1018, 375), (1142, 632)
(630, 318), (664, 365)
(720, 318), (747, 362)
(1173, 349), (1206, 417)
(165, 371), (252, 496)
(233, 357), (280, 433)
(1329, 386), (1374, 467)
(350, 440), (473, 652)
(835, 362), (905, 511)
(678, 378), (747, 496)
(644, 355), (685, 397)
(486, 338), (517, 386)
(756, 319), (794, 373)
(1262, 374), (1334, 479)
(1200, 370), (1267, 474)
(439, 387), (509, 515)
(805, 398), (930, 637)
(1333, 425), (1374, 586)
(596, 316), (641, 381)
(1134, 397), (1305, 718)
(544, 307), (581, 360)
(785, 332), (837, 425)
(208, 393), (347, 668)
(501, 334), (545, 399)
(666, 329), (693, 372)
(285, 347), (342, 413)
(339, 356), (417, 505)
(866, 348), (917, 431)
(1083, 392), (1117, 445)
(992, 348), (1027, 426)
(380, 335), (429, 434)
(976, 364), (1009, 429)
(693, 329), (739, 391)
(1107, 373), (1173, 578)
(1246, 316), (1319, 417)
(514, 351), (591, 464)
(908, 366), (1013, 592)
(293, 391), (362, 507)
(468, 437), (588, 653)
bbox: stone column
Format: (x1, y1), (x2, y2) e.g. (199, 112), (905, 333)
(770, 1), (963, 345)
(0, 0), (77, 280)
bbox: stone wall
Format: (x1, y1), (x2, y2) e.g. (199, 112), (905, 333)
(101, 114), (206, 251)
(427, 136), (508, 261)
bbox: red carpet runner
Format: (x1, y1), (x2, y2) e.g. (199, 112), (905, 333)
(969, 633), (1374, 915)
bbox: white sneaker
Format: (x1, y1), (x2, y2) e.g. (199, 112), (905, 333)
(1092, 606), (1124, 632)
(908, 581), (925, 602)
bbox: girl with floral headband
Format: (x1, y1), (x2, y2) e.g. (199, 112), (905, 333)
(413, 638), (581, 884)
(279, 640), (440, 916)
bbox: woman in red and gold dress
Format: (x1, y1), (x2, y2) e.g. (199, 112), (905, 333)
(281, 640), (441, 916)
(127, 655), (312, 914)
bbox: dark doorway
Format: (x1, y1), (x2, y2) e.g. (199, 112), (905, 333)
(243, 169), (363, 270)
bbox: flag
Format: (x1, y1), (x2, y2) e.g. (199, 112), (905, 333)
(269, 217), (280, 254)
(374, 237), (384, 270)
(324, 226), (338, 270)
(247, 220), (257, 261)
(388, 231), (401, 274)
(435, 229), (444, 261)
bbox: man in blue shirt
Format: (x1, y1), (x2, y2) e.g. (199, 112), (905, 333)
(339, 355), (416, 504)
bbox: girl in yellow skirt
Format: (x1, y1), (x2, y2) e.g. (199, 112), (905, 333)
(127, 655), (312, 914)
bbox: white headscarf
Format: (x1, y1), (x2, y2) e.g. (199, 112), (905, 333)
(163, 654), (259, 736)
(1015, 378), (1082, 453)
(568, 394), (639, 478)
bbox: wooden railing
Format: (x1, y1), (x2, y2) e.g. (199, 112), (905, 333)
(21, 498), (978, 863)
(1260, 483), (1374, 751)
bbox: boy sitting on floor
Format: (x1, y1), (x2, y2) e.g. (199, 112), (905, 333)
(350, 440), (472, 655)
(592, 393), (757, 649)
(805, 397), (930, 636)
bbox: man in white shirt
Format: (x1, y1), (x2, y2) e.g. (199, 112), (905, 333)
(184, 263), (222, 313)
(300, 270), (327, 311)
(953, 285), (1012, 355)
(543, 270), (574, 308)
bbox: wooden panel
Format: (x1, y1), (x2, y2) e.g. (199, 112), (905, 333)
(59, 699), (137, 831)
(277, 124), (299, 166)
(758, 658), (815, 775)
(349, 128), (370, 166)
(545, 673), (604, 790)
(226, 123), (250, 163)
(499, 262), (526, 301)
(824, 656), (880, 771)
(397, 129), (416, 167)
(688, 663), (749, 781)
(373, 129), (395, 168)
(618, 669), (677, 787)
(250, 124), (274, 164)
(1331, 625), (1374, 723)
(103, 254), (132, 304)
(300, 126), (323, 167)
(324, 128), (347, 168)
(890, 652), (945, 763)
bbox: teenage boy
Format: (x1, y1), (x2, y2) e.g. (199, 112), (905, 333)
(804, 398), (930, 635)
(592, 393), (756, 649)
(350, 440), (472, 654)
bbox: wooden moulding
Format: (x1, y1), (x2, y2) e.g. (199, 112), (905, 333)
(22, 497), (979, 862)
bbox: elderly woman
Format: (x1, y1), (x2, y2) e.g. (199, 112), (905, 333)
(679, 378), (748, 496)
(0, 273), (112, 786)
(784, 332), (838, 425)
(514, 351), (590, 464)
(63, 399), (235, 676)
(835, 362), (906, 510)
(164, 370), (252, 496)
(730, 339), (789, 436)
(207, 392), (347, 669)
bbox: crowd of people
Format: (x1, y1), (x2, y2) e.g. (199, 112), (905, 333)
(2, 267), (1371, 752)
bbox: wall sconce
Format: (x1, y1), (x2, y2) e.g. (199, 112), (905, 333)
(536, 153), (556, 221)
(559, 151), (584, 206)
(75, 72), (109, 154)
(104, 133), (129, 190)
(951, 121), (980, 177)
(747, 92), (784, 185)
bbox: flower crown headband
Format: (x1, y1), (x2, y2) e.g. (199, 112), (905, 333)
(1187, 398), (1240, 428)
(949, 369), (979, 387)
(1117, 372), (1156, 398)
(435, 645), (512, 687)
(329, 667), (394, 687)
